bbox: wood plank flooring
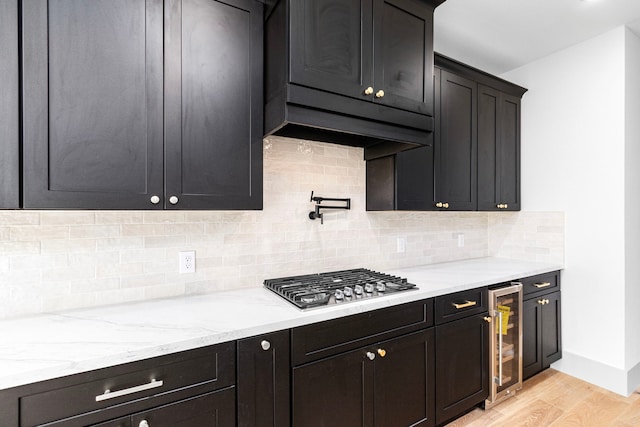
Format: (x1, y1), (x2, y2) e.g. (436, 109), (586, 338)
(444, 369), (640, 427)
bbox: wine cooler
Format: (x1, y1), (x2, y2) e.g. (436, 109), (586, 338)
(485, 283), (523, 408)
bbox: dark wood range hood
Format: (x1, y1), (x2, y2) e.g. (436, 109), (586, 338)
(263, 0), (446, 160)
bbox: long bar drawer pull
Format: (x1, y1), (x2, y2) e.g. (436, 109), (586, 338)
(452, 300), (477, 309)
(95, 379), (164, 402)
(533, 282), (552, 288)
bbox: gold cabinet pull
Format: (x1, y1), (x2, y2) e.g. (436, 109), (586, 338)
(533, 282), (552, 288)
(375, 89), (385, 98)
(364, 86), (374, 95)
(377, 348), (387, 358)
(452, 300), (477, 309)
(436, 202), (443, 208)
(483, 316), (492, 323)
(443, 202), (449, 208)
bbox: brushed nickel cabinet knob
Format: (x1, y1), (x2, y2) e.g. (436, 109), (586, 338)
(169, 195), (179, 205)
(261, 340), (271, 351)
(443, 202), (449, 209)
(150, 195), (160, 204)
(436, 202), (443, 208)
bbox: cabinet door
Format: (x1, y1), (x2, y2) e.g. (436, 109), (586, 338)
(22, 0), (164, 209)
(289, 0), (374, 101)
(396, 144), (437, 210)
(478, 85), (521, 211)
(373, 0), (434, 116)
(435, 313), (488, 425)
(164, 0), (263, 210)
(292, 347), (373, 427)
(522, 297), (542, 379)
(0, 0), (19, 208)
(435, 69), (477, 211)
(541, 292), (562, 368)
(374, 330), (435, 427)
(237, 331), (290, 427)
(131, 388), (236, 427)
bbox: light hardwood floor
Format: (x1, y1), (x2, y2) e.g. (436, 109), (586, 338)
(444, 369), (640, 427)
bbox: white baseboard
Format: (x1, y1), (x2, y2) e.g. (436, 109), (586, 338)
(551, 352), (634, 396)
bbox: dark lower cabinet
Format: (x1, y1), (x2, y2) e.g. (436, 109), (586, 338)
(130, 388), (236, 427)
(21, 0), (262, 210)
(434, 289), (489, 426)
(292, 329), (435, 427)
(523, 291), (562, 379)
(237, 330), (290, 427)
(0, 0), (19, 208)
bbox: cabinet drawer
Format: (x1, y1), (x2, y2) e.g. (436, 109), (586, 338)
(520, 271), (560, 298)
(435, 287), (488, 325)
(20, 342), (235, 427)
(291, 299), (433, 365)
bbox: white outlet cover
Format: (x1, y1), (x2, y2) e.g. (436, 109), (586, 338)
(396, 237), (406, 253)
(179, 250), (196, 274)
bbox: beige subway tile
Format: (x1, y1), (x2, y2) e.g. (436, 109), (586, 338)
(69, 225), (120, 239)
(0, 211), (40, 226)
(223, 233), (257, 245)
(143, 211), (186, 224)
(184, 211), (226, 223)
(10, 225), (69, 241)
(195, 256), (223, 269)
(121, 224), (167, 237)
(121, 273), (166, 288)
(42, 293), (97, 313)
(144, 235), (187, 248)
(69, 251), (119, 268)
(0, 241), (41, 256)
(11, 253), (68, 271)
(42, 239), (96, 254)
(120, 248), (166, 263)
(0, 227), (9, 241)
(95, 211), (143, 224)
(97, 262), (144, 278)
(70, 277), (120, 293)
(93, 288), (145, 307)
(42, 264), (95, 282)
(143, 259), (178, 274)
(165, 223), (205, 236)
(223, 254), (256, 267)
(97, 237), (144, 251)
(41, 211), (95, 225)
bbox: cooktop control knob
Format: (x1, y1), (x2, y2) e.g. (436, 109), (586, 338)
(364, 283), (374, 293)
(354, 285), (364, 295)
(343, 286), (353, 297)
(335, 289), (344, 300)
(376, 281), (386, 293)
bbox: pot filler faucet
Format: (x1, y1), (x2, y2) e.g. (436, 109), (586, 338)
(308, 191), (351, 224)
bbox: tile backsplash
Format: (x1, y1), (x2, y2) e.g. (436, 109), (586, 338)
(0, 137), (564, 319)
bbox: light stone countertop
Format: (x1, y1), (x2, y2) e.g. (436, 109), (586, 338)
(0, 257), (562, 391)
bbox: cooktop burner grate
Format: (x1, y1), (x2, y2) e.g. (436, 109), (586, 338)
(264, 268), (416, 309)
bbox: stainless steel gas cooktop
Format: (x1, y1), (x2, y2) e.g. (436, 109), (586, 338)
(263, 268), (417, 310)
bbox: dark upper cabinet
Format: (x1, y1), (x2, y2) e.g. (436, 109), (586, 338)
(165, 0), (263, 210)
(265, 0), (445, 159)
(477, 84), (521, 211)
(0, 0), (19, 209)
(374, 54), (526, 212)
(434, 67), (477, 211)
(21, 0), (262, 210)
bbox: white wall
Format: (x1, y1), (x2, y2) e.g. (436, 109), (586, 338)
(624, 28), (640, 386)
(502, 26), (638, 395)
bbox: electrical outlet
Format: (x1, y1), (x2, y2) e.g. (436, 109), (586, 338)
(457, 234), (465, 247)
(397, 237), (406, 253)
(179, 250), (196, 273)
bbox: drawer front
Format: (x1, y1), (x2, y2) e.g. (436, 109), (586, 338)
(435, 287), (488, 325)
(291, 299), (434, 365)
(20, 342), (235, 427)
(520, 271), (560, 298)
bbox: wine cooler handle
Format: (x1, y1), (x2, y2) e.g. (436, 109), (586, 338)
(497, 311), (503, 387)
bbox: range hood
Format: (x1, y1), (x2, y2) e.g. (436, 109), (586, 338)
(263, 0), (445, 161)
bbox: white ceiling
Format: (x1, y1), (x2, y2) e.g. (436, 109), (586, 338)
(434, 0), (640, 75)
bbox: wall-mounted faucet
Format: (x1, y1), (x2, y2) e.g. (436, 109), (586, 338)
(308, 191), (351, 224)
